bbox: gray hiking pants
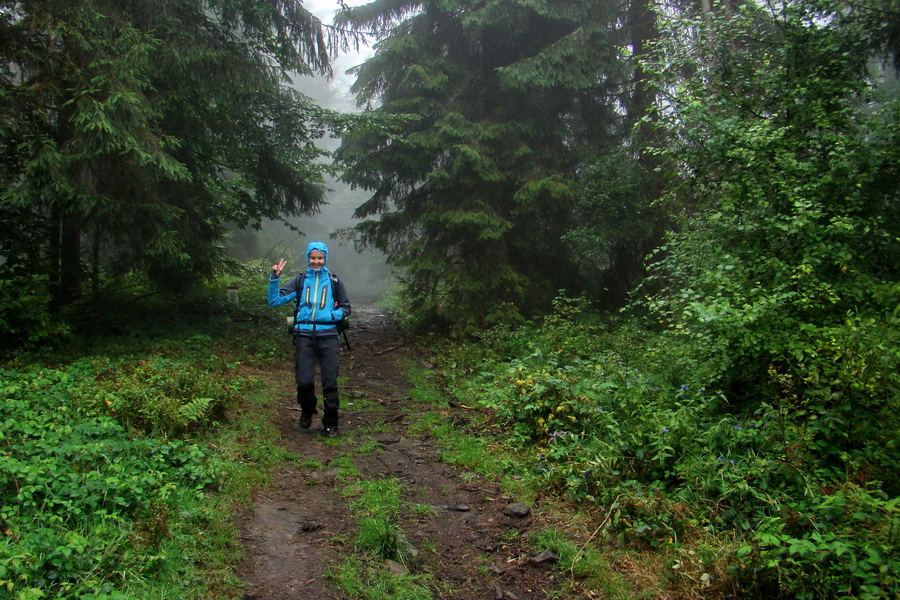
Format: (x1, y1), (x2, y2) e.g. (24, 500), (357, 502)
(294, 334), (340, 428)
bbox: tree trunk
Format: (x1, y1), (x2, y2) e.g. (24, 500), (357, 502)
(58, 207), (83, 305)
(91, 227), (101, 298)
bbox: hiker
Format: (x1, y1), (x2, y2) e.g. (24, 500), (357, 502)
(268, 241), (351, 438)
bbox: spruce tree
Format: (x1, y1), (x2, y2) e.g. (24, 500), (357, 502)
(336, 0), (649, 329)
(0, 0), (355, 326)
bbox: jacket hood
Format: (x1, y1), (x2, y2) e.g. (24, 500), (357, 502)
(306, 241), (329, 266)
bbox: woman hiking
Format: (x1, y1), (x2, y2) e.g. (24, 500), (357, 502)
(268, 241), (351, 437)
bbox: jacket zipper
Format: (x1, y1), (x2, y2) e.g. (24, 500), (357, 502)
(310, 271), (320, 321)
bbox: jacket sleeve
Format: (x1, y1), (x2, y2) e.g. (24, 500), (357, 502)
(267, 274), (298, 307)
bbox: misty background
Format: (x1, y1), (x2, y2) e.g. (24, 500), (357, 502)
(226, 0), (390, 305)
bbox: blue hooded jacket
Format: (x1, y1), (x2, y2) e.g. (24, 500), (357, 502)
(268, 241), (351, 336)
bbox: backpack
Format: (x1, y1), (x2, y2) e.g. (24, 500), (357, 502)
(327, 271), (350, 336)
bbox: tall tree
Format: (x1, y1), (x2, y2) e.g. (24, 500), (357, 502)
(640, 0), (899, 489)
(0, 0), (359, 341)
(632, 2), (900, 594)
(335, 0), (656, 330)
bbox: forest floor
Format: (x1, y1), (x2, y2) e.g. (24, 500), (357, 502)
(236, 306), (566, 600)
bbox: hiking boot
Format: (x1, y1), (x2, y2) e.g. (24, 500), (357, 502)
(321, 426), (339, 438)
(299, 413), (313, 429)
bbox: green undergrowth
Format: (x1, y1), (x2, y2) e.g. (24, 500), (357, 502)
(0, 277), (292, 600)
(327, 555), (434, 600)
(417, 296), (899, 599)
(328, 466), (437, 599)
(402, 366), (641, 599)
(304, 380), (442, 597)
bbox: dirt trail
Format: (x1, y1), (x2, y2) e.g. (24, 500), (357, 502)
(238, 306), (561, 600)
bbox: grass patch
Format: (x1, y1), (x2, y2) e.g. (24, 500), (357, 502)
(403, 370), (496, 474)
(330, 474), (435, 599)
(358, 422), (392, 435)
(211, 389), (297, 504)
(405, 367), (444, 405)
(405, 410), (442, 436)
(300, 458), (326, 470)
(349, 478), (404, 517)
(529, 526), (635, 599)
(327, 556), (434, 600)
(330, 455), (361, 481)
(347, 390), (390, 414)
(354, 439), (383, 455)
(356, 517), (410, 562)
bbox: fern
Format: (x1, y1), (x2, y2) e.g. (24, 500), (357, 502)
(178, 397), (213, 429)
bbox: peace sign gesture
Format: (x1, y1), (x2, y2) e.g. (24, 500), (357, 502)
(271, 258), (287, 278)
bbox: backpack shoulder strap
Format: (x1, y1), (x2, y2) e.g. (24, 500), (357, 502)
(293, 272), (304, 311)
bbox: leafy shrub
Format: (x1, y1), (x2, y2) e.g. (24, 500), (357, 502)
(0, 367), (215, 598)
(437, 293), (899, 598)
(0, 206), (67, 351)
(60, 335), (240, 435)
(0, 275), (69, 350)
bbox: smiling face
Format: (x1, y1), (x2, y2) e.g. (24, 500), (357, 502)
(308, 250), (325, 270)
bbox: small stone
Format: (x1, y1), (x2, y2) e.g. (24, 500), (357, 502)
(503, 502), (531, 518)
(385, 559), (407, 575)
(309, 468), (338, 483)
(528, 549), (559, 566)
(433, 504), (470, 512)
(400, 540), (420, 559)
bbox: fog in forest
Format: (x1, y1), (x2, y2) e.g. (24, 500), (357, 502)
(226, 0), (390, 306)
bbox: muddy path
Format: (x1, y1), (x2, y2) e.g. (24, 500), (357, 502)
(238, 306), (563, 600)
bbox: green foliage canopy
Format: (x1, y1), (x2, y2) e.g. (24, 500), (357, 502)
(640, 0), (899, 393)
(630, 13), (900, 590)
(336, 0), (657, 330)
(0, 0), (368, 345)
(435, 1), (899, 594)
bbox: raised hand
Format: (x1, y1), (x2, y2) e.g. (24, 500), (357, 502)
(271, 258), (287, 278)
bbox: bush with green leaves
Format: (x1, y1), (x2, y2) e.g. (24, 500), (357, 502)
(80, 350), (237, 434)
(0, 367), (217, 599)
(639, 0), (900, 455)
(439, 292), (898, 597)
